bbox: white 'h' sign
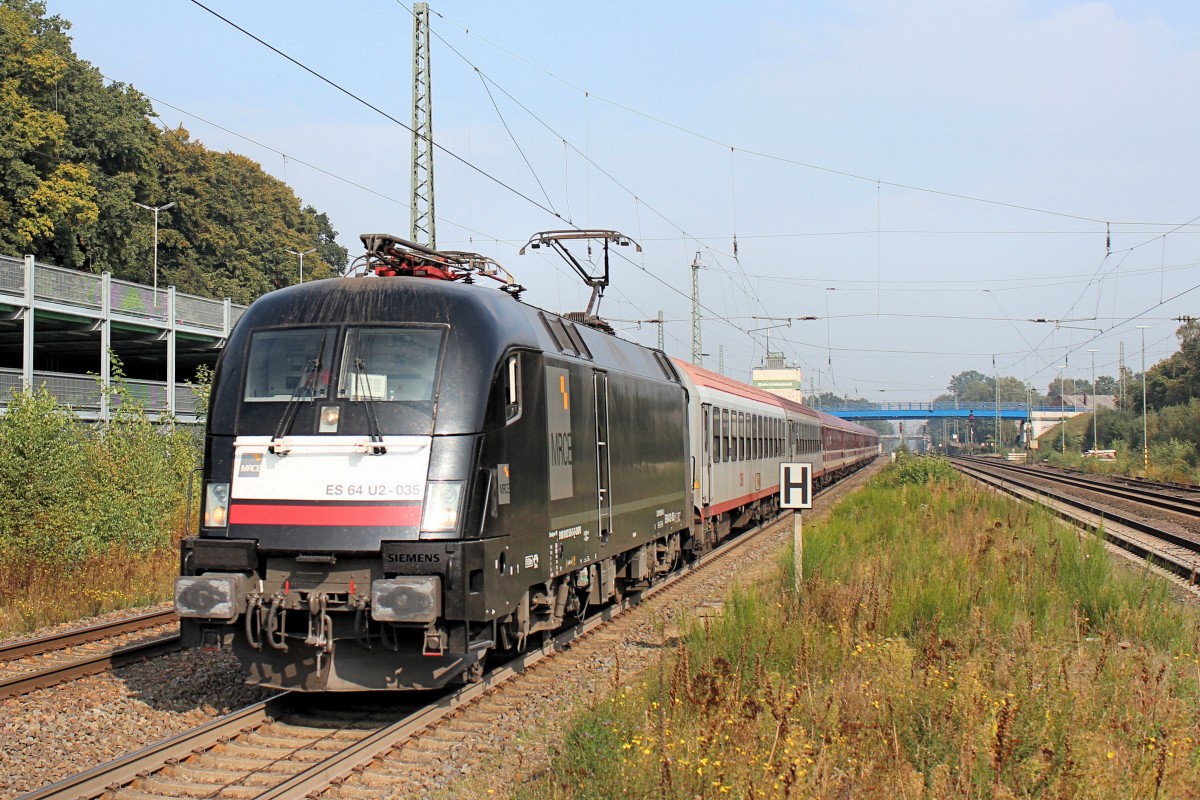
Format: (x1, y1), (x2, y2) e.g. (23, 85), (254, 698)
(779, 463), (813, 509)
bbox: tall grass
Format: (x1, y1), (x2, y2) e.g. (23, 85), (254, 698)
(517, 465), (1200, 798)
(0, 366), (203, 637)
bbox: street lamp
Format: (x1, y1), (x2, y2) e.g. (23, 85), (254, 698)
(1136, 325), (1151, 470)
(1057, 363), (1068, 454)
(1086, 349), (1099, 453)
(133, 200), (176, 305)
(287, 247), (317, 283)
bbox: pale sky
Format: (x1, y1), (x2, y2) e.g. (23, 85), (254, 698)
(44, 0), (1200, 401)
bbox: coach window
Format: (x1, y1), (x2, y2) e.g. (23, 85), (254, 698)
(712, 406), (721, 459)
(722, 408), (730, 462)
(724, 412), (734, 462)
(739, 412), (746, 461)
(727, 409), (734, 462)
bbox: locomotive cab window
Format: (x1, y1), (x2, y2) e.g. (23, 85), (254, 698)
(243, 327), (336, 402)
(486, 352), (524, 428)
(337, 327), (444, 403)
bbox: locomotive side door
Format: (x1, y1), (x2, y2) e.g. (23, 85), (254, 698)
(594, 371), (612, 544)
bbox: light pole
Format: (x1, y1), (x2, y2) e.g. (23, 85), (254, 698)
(1057, 363), (1068, 454)
(134, 201), (176, 304)
(287, 247), (317, 283)
(1026, 385), (1033, 451)
(1137, 325), (1151, 470)
(1087, 349), (1099, 452)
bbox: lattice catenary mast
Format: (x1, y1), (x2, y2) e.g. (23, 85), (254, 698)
(411, 2), (436, 248)
(691, 252), (702, 366)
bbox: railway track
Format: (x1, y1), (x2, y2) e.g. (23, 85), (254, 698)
(21, 469), (867, 800)
(0, 610), (180, 700)
(962, 456), (1200, 517)
(952, 456), (1200, 586)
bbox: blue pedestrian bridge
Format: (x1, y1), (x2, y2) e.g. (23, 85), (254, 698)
(818, 402), (1084, 421)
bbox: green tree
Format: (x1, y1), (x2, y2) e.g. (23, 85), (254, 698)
(947, 369), (988, 400)
(1143, 319), (1200, 411)
(0, 0), (348, 302)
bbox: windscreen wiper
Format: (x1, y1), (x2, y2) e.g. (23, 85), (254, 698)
(353, 357), (387, 455)
(270, 330), (327, 454)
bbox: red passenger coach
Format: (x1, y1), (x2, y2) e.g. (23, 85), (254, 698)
(672, 360), (878, 553)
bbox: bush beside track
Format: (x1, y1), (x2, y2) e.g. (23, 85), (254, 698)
(0, 366), (206, 636)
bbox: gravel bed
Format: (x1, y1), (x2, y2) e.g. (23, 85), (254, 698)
(0, 647), (272, 799)
(1010, 468), (1200, 542)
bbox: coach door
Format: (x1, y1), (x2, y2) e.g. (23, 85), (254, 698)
(594, 371), (612, 544)
(701, 404), (713, 506)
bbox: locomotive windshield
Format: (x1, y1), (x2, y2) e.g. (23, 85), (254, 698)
(238, 324), (447, 436)
(242, 327), (336, 402)
(337, 327), (442, 403)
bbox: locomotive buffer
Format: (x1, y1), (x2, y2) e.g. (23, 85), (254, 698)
(779, 463), (813, 593)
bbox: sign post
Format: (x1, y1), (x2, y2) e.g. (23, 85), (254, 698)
(779, 463), (813, 593)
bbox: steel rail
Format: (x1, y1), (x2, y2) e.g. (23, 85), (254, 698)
(958, 456), (1200, 518)
(0, 634), (182, 700)
(0, 610), (176, 662)
(954, 459), (1200, 583)
(18, 695), (289, 800)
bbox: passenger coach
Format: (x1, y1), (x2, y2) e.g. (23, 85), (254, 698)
(675, 360), (878, 550)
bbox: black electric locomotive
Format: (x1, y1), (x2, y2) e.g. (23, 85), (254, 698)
(176, 235), (691, 690)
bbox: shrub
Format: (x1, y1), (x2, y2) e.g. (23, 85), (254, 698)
(889, 452), (957, 485)
(0, 385), (92, 563)
(0, 368), (200, 568)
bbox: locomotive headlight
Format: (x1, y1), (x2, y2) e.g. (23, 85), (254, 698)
(319, 405), (340, 433)
(203, 482), (230, 528)
(175, 575), (239, 619)
(371, 576), (442, 623)
(420, 481), (463, 532)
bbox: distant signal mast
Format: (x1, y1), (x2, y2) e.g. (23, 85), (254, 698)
(410, 2), (436, 248)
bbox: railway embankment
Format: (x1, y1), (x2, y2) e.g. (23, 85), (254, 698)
(504, 456), (1200, 799)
